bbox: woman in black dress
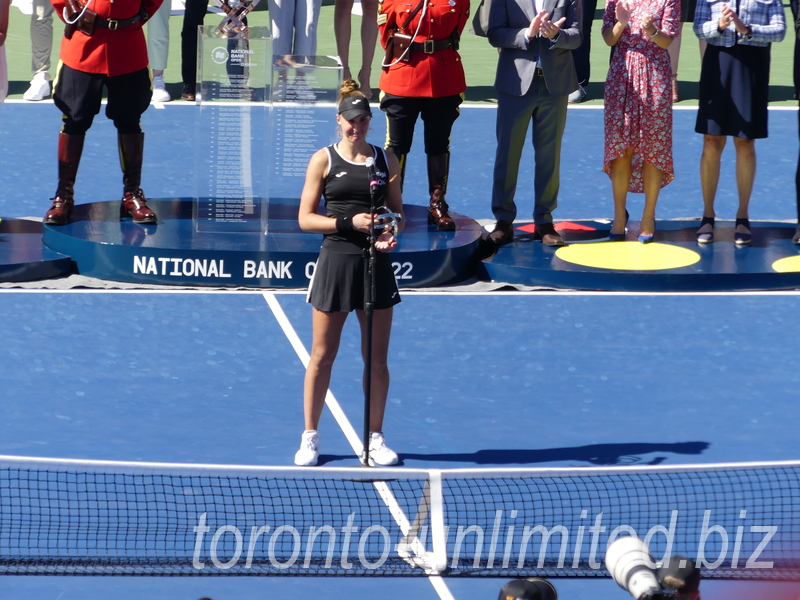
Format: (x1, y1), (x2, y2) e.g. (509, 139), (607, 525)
(693, 0), (785, 245)
(295, 80), (404, 467)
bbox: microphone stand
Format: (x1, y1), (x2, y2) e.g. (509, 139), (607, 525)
(361, 157), (378, 467)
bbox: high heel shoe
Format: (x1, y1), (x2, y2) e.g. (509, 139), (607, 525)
(734, 217), (752, 246)
(608, 210), (629, 241)
(638, 217), (655, 243)
(696, 216), (714, 243)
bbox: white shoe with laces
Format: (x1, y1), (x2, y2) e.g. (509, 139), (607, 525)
(294, 430), (319, 466)
(152, 75), (172, 103)
(368, 432), (398, 466)
(23, 72), (51, 101)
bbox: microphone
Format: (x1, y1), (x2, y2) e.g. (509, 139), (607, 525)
(365, 157), (379, 195)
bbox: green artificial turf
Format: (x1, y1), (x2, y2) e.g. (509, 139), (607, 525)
(1, 0), (795, 103)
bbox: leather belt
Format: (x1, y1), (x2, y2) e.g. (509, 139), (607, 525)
(409, 36), (457, 54)
(534, 67), (544, 77)
(93, 12), (145, 30)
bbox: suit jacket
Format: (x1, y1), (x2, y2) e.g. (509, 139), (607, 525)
(487, 0), (581, 97)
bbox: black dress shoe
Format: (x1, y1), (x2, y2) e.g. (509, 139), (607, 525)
(533, 222), (565, 246)
(181, 83), (196, 101)
(488, 220), (514, 246)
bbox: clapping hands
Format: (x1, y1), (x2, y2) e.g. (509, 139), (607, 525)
(527, 10), (566, 39)
(615, 0), (631, 26)
(719, 4), (746, 33)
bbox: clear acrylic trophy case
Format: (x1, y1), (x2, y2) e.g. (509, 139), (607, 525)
(193, 25), (271, 233)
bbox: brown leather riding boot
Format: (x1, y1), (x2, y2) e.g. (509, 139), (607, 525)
(119, 132), (157, 224)
(45, 133), (84, 226)
(427, 152), (455, 231)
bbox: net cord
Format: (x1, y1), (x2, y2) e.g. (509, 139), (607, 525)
(3, 454), (800, 480)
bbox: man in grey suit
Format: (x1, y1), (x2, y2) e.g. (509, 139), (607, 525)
(487, 0), (582, 246)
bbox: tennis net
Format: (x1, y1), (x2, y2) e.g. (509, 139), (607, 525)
(1, 454), (799, 578)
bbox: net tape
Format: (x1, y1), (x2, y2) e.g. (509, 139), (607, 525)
(1, 455), (799, 578)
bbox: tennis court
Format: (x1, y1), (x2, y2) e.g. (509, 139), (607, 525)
(3, 2), (800, 598)
(2, 290), (800, 599)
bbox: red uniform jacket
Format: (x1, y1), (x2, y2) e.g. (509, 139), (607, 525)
(378, 0), (469, 97)
(51, 0), (162, 76)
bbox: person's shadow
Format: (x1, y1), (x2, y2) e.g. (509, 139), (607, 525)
(317, 441), (709, 467)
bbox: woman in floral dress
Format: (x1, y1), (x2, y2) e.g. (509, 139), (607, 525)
(602, 0), (680, 242)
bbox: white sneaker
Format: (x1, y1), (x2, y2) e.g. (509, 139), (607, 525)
(294, 430), (319, 466)
(368, 432), (398, 466)
(23, 72), (51, 101)
(568, 84), (586, 104)
(152, 75), (172, 103)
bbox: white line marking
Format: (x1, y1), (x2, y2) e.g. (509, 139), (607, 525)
(262, 291), (363, 454)
(262, 291), (455, 599)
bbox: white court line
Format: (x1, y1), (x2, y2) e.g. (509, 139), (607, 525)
(262, 291), (455, 600)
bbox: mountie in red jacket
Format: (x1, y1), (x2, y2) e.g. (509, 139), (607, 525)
(378, 0), (470, 98)
(51, 0), (163, 76)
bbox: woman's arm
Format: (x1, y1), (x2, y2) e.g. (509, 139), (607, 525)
(744, 0), (786, 43)
(298, 149), (335, 234)
(384, 150), (405, 234)
(602, 0), (629, 46)
(373, 150), (405, 251)
(642, 13), (675, 49)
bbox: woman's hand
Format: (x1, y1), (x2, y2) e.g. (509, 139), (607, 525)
(718, 4), (734, 31)
(641, 13), (656, 34)
(375, 231), (398, 252)
(615, 0), (631, 26)
(350, 212), (373, 233)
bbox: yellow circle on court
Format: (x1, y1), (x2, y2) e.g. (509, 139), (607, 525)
(771, 255), (800, 273)
(556, 241), (701, 271)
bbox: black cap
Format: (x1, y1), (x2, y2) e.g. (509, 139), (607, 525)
(338, 95), (372, 120)
(498, 579), (557, 600)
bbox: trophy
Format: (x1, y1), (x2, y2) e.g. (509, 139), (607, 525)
(193, 24), (271, 233)
(212, 0), (260, 38)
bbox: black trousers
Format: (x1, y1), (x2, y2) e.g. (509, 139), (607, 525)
(181, 0), (210, 85)
(181, 0), (247, 85)
(572, 0), (598, 86)
(379, 93), (462, 156)
(53, 64), (151, 135)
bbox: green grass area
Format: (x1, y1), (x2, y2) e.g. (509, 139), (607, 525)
(2, 1), (796, 103)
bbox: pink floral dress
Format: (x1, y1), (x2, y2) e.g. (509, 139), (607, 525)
(602, 0), (680, 192)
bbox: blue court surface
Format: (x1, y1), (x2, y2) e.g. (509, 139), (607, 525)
(1, 101), (800, 598)
(0, 103), (798, 223)
(2, 290), (800, 599)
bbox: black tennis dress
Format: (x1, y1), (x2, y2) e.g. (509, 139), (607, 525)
(307, 143), (401, 313)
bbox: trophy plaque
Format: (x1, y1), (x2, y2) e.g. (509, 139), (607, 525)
(193, 24), (271, 233)
(268, 55), (342, 210)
